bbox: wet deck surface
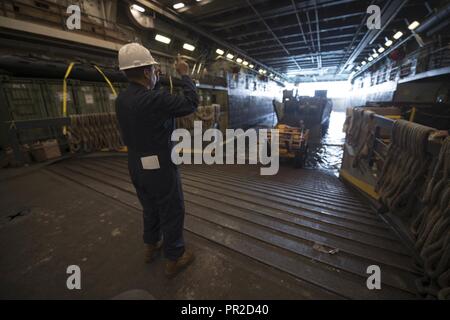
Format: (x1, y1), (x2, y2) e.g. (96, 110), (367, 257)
(0, 156), (420, 299)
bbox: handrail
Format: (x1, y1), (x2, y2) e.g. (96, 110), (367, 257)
(371, 114), (442, 161)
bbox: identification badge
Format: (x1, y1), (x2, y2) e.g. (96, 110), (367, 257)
(141, 155), (160, 170)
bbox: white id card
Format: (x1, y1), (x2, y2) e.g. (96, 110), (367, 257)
(141, 155), (160, 170)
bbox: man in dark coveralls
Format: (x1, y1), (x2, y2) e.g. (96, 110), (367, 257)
(116, 43), (198, 278)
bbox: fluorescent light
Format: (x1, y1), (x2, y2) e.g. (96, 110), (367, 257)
(155, 34), (171, 44)
(183, 43), (195, 51)
(259, 69), (264, 74)
(216, 49), (224, 55)
(249, 64), (254, 68)
(372, 53), (379, 58)
(263, 70), (267, 74)
(361, 61), (367, 65)
(173, 2), (185, 9)
(368, 56), (373, 61)
(385, 39), (393, 47)
(226, 53), (234, 60)
(131, 4), (145, 12)
(408, 21), (420, 30)
(242, 61), (249, 66)
(393, 31), (403, 40)
(236, 58), (243, 63)
(378, 47), (385, 53)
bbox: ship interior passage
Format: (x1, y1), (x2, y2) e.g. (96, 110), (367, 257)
(1, 0), (450, 300)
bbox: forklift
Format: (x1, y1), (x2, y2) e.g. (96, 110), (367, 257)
(269, 89), (332, 168)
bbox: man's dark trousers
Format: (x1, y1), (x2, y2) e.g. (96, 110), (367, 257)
(128, 150), (185, 261)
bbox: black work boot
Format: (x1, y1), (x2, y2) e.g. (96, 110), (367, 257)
(145, 241), (163, 263)
(165, 250), (195, 279)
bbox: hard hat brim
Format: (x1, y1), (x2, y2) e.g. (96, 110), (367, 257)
(119, 61), (159, 71)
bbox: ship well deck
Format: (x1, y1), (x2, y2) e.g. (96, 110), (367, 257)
(0, 155), (420, 299)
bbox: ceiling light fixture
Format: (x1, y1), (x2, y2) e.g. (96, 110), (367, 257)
(408, 21), (420, 31)
(393, 31), (403, 40)
(183, 43), (195, 51)
(173, 2), (185, 10)
(249, 64), (254, 68)
(368, 56), (373, 62)
(131, 4), (145, 12)
(378, 47), (385, 53)
(236, 58), (243, 64)
(226, 53), (234, 60)
(155, 34), (171, 44)
(242, 61), (249, 66)
(385, 37), (393, 47)
(216, 49), (224, 55)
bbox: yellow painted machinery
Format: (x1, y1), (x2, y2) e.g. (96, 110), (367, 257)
(268, 123), (309, 168)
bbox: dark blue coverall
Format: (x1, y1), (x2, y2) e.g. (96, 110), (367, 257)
(115, 76), (198, 261)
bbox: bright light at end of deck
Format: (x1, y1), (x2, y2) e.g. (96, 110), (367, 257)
(393, 31), (403, 40)
(173, 2), (185, 10)
(183, 43), (195, 51)
(216, 49), (224, 55)
(408, 21), (420, 31)
(155, 34), (171, 44)
(131, 4), (145, 12)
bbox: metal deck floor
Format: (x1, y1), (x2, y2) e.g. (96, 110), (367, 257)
(38, 155), (420, 299)
(0, 155), (421, 299)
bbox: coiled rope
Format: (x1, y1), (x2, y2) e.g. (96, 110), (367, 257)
(410, 138), (450, 299)
(376, 120), (434, 215)
(351, 109), (375, 168)
(66, 113), (124, 153)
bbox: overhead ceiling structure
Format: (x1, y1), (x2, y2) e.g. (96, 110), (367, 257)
(142, 0), (443, 82)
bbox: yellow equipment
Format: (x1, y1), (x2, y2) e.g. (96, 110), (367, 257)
(269, 123), (309, 168)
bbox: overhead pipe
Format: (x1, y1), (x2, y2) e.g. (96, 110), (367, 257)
(416, 2), (450, 34)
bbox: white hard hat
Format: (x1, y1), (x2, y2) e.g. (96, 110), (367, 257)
(118, 43), (159, 71)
